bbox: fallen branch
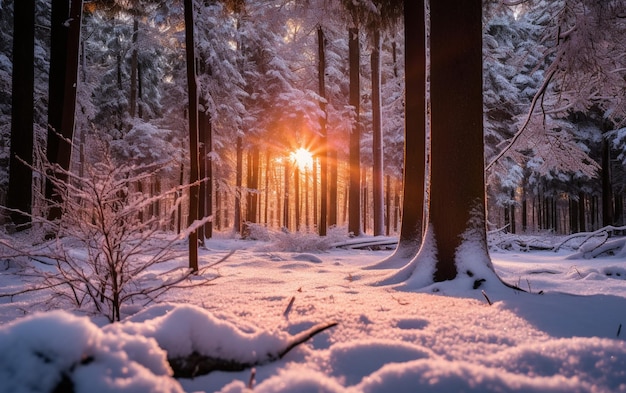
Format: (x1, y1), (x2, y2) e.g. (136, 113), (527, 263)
(169, 321), (338, 378)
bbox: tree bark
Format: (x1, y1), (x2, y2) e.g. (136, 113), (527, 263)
(429, 0), (488, 282)
(7, 0), (35, 228)
(318, 26), (328, 236)
(378, 0), (500, 288)
(329, 149), (338, 227)
(601, 137), (614, 227)
(348, 27), (362, 237)
(46, 0), (83, 222)
(184, 0), (199, 271)
(369, 0), (425, 269)
(371, 29), (384, 236)
(129, 18), (139, 118)
(234, 136), (243, 234)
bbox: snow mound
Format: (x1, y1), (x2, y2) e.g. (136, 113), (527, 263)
(107, 303), (288, 362)
(0, 310), (182, 393)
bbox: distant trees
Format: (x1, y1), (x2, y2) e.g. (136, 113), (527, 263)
(0, 0), (624, 242)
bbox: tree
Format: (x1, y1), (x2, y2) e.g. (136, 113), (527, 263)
(45, 0), (84, 222)
(370, 0), (425, 269)
(184, 0), (199, 271)
(318, 25), (329, 237)
(380, 0), (504, 289)
(347, 25), (362, 237)
(6, 0), (34, 229)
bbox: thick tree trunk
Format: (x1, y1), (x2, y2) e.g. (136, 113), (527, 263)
(7, 0), (35, 228)
(371, 30), (384, 236)
(379, 0), (500, 288)
(429, 0), (488, 281)
(184, 0), (199, 271)
(348, 27), (362, 237)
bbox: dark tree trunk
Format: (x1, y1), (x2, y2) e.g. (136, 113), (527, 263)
(295, 166), (301, 231)
(329, 149), (338, 227)
(7, 0), (35, 228)
(318, 26), (328, 236)
(397, 0), (426, 252)
(205, 112), (213, 238)
(348, 27), (362, 237)
(510, 189), (516, 234)
(601, 138), (614, 227)
(283, 161), (290, 229)
(370, 0), (426, 268)
(234, 136), (243, 234)
(428, 0), (488, 282)
(198, 105), (207, 244)
(129, 18), (139, 118)
(578, 192), (586, 232)
(184, 0), (199, 271)
(371, 29), (384, 236)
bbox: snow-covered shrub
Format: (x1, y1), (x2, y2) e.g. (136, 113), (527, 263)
(0, 155), (215, 322)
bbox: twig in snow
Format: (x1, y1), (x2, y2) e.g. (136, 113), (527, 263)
(283, 296), (295, 319)
(248, 368), (256, 389)
(482, 290), (493, 306)
(206, 249), (236, 268)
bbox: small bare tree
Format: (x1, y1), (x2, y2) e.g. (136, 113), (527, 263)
(1, 154), (216, 322)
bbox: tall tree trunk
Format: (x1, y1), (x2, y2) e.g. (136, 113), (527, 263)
(45, 0), (83, 223)
(369, 0), (426, 269)
(380, 0), (500, 287)
(234, 136), (243, 234)
(295, 166), (301, 231)
(283, 161), (290, 229)
(371, 30), (384, 236)
(7, 0), (35, 229)
(318, 26), (328, 236)
(129, 18), (139, 118)
(601, 137), (614, 227)
(205, 112), (213, 238)
(348, 27), (362, 237)
(429, 0), (490, 282)
(329, 149), (338, 227)
(184, 0), (199, 271)
(578, 192), (586, 232)
(198, 104), (207, 244)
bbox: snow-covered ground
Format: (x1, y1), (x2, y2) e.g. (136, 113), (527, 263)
(1, 234), (625, 393)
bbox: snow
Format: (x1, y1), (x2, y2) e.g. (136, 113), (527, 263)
(1, 235), (626, 393)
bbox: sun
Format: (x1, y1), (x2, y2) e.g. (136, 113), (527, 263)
(290, 148), (313, 171)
